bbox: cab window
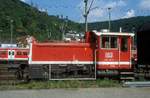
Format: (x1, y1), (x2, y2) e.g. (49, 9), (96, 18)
(9, 51), (11, 55)
(101, 36), (118, 49)
(12, 51), (15, 55)
(121, 37), (128, 51)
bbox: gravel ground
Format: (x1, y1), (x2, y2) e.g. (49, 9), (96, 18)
(0, 88), (150, 98)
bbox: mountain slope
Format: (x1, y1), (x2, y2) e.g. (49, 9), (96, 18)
(0, 0), (150, 43)
(0, 0), (81, 42)
(88, 16), (150, 32)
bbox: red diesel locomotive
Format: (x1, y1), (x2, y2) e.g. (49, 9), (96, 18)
(0, 30), (135, 80)
(0, 47), (28, 62)
(28, 30), (134, 80)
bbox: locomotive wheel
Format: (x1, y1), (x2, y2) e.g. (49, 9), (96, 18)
(15, 69), (23, 80)
(15, 64), (30, 82)
(42, 65), (49, 80)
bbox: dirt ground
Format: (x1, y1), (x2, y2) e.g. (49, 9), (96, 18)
(0, 88), (150, 98)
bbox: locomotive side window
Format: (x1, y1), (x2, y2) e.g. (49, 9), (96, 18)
(16, 51), (28, 55)
(121, 37), (128, 51)
(23, 52), (28, 55)
(17, 51), (22, 55)
(101, 36), (117, 49)
(0, 51), (7, 55)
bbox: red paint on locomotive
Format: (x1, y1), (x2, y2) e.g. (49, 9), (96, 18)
(0, 48), (29, 61)
(29, 31), (134, 71)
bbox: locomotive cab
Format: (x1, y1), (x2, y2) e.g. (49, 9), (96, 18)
(8, 50), (15, 60)
(93, 30), (134, 77)
(0, 48), (29, 62)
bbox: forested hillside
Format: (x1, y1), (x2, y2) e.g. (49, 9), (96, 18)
(87, 16), (150, 33)
(0, 0), (150, 43)
(0, 0), (81, 42)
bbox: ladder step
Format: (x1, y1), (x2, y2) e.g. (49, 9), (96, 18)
(120, 72), (134, 75)
(120, 77), (134, 80)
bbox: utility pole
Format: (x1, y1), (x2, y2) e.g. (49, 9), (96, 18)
(10, 19), (13, 45)
(30, 0), (33, 6)
(6, 16), (14, 45)
(84, 0), (95, 32)
(0, 30), (2, 43)
(108, 7), (111, 31)
(65, 16), (68, 33)
(60, 15), (64, 40)
(60, 15), (68, 41)
(46, 25), (50, 39)
(84, 0), (88, 32)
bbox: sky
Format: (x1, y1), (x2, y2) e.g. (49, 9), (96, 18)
(20, 0), (150, 23)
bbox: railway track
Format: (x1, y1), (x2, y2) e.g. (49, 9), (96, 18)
(0, 64), (17, 84)
(0, 64), (149, 83)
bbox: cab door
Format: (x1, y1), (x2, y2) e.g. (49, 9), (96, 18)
(97, 35), (119, 69)
(8, 50), (15, 60)
(119, 36), (131, 69)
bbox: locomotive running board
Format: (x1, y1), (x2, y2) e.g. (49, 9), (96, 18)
(48, 64), (96, 80)
(49, 78), (96, 81)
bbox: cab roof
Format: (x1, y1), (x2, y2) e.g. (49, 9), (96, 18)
(93, 30), (134, 37)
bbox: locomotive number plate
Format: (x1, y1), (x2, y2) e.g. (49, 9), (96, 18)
(105, 52), (113, 58)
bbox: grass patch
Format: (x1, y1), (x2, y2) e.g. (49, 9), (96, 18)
(0, 79), (121, 90)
